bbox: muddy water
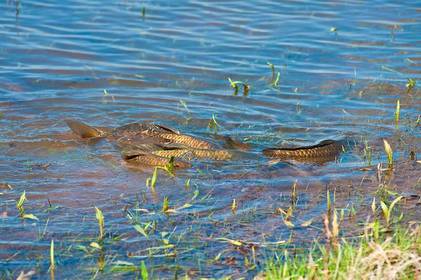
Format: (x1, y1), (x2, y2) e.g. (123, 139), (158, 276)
(0, 0), (420, 279)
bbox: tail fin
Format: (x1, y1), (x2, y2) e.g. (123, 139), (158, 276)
(65, 119), (105, 138)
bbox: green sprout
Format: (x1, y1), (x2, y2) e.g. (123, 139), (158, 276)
(163, 157), (175, 176)
(383, 139), (393, 167)
(146, 167), (159, 189)
(16, 191), (38, 221)
(50, 239), (55, 271)
(406, 78), (416, 92)
(140, 261), (148, 280)
(267, 62), (280, 87)
(95, 207), (105, 241)
(380, 196), (402, 228)
(208, 114), (220, 134)
(228, 77), (250, 96)
(363, 140), (372, 166)
(231, 199), (237, 214)
(162, 196), (169, 213)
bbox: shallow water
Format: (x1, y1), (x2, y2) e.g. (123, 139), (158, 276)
(0, 0), (420, 279)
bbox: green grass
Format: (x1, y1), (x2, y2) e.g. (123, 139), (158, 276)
(260, 189), (420, 280)
(262, 225), (421, 280)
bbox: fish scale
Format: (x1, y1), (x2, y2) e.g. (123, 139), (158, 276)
(153, 149), (232, 161)
(125, 153), (191, 168)
(158, 133), (213, 149)
(263, 140), (344, 159)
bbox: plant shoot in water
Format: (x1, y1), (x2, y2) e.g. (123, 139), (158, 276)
(406, 78), (416, 92)
(383, 139), (393, 168)
(228, 77), (250, 96)
(50, 239), (55, 272)
(162, 197), (169, 213)
(267, 62), (280, 87)
(363, 140), (372, 166)
(16, 191), (38, 221)
(208, 114), (220, 134)
(95, 207), (105, 241)
(231, 199), (237, 214)
(146, 167), (159, 189)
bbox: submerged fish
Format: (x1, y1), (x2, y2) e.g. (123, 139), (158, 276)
(152, 148), (232, 161)
(263, 139), (345, 163)
(122, 150), (191, 169)
(65, 119), (213, 150)
(66, 119), (220, 168)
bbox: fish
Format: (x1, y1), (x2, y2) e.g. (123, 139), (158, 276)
(66, 119), (214, 150)
(152, 148), (232, 161)
(157, 133), (213, 150)
(262, 139), (345, 163)
(124, 153), (191, 169)
(65, 119), (107, 138)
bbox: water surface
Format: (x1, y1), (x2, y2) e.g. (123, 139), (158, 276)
(0, 0), (420, 278)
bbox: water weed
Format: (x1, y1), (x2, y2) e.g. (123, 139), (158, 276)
(228, 77), (250, 96)
(383, 139), (393, 168)
(16, 191), (38, 221)
(267, 62), (280, 87)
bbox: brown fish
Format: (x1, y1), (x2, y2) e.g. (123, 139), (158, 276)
(158, 133), (213, 150)
(65, 119), (107, 138)
(65, 119), (213, 150)
(122, 147), (191, 169)
(263, 139), (345, 163)
(152, 148), (232, 161)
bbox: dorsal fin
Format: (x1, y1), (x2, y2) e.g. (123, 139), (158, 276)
(65, 119), (105, 138)
(154, 124), (180, 134)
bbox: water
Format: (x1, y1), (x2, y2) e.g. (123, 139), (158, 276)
(0, 0), (420, 278)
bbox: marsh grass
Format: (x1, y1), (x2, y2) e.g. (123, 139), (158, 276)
(263, 225), (421, 280)
(262, 192), (420, 280)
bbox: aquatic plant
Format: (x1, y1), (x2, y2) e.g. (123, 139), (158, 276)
(363, 140), (372, 166)
(395, 99), (400, 127)
(290, 181), (298, 206)
(231, 199), (237, 214)
(95, 207), (105, 241)
(208, 113), (220, 134)
(162, 196), (169, 213)
(380, 196), (403, 228)
(140, 261), (148, 280)
(146, 167), (159, 189)
(16, 191), (38, 221)
(228, 77), (250, 96)
(406, 78), (416, 92)
(267, 62), (280, 87)
(50, 239), (55, 278)
(383, 139), (393, 167)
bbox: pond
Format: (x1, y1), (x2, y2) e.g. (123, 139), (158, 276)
(0, 0), (420, 279)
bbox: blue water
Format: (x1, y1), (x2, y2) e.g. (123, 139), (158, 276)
(0, 0), (420, 278)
